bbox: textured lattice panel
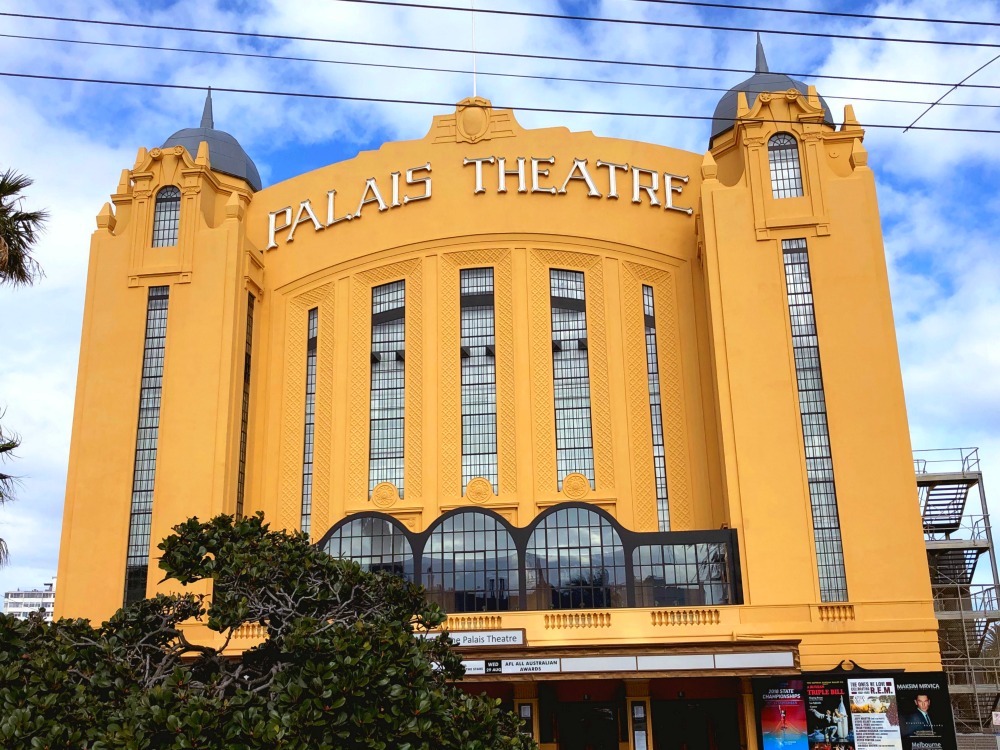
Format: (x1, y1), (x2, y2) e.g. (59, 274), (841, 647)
(279, 283), (334, 531)
(529, 248), (613, 495)
(623, 262), (692, 530)
(440, 249), (516, 500)
(347, 260), (423, 504)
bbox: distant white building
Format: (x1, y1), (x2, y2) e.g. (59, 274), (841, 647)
(3, 577), (56, 621)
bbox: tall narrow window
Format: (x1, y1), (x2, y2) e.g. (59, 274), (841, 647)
(783, 239), (847, 602)
(369, 281), (406, 496)
(460, 268), (498, 494)
(768, 133), (804, 199)
(124, 285), (169, 605)
(643, 285), (670, 531)
(151, 186), (181, 247)
(300, 307), (318, 536)
(550, 269), (595, 490)
(235, 293), (254, 518)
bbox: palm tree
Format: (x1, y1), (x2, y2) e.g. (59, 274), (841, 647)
(0, 169), (47, 566)
(0, 419), (19, 565)
(0, 168), (48, 287)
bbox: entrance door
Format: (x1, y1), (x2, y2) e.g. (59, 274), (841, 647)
(556, 702), (620, 750)
(651, 699), (739, 750)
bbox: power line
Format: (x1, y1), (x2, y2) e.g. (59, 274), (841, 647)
(905, 52), (1000, 131)
(3, 11), (998, 91)
(624, 0), (1000, 29)
(2, 70), (999, 134)
(336, 0), (1000, 50)
(7, 32), (1000, 111)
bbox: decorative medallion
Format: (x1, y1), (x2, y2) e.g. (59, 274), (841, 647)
(465, 477), (494, 505)
(149, 148), (162, 159)
(562, 473), (591, 500)
(371, 482), (399, 508)
(455, 96), (493, 144)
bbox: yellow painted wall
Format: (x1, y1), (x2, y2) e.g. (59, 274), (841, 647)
(55, 97), (939, 672)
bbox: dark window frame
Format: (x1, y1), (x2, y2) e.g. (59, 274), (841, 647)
(317, 503), (743, 612)
(460, 267), (499, 494)
(151, 186), (181, 247)
(301, 307), (319, 536)
(782, 238), (848, 602)
(369, 280), (406, 496)
(235, 292), (255, 518)
(123, 285), (170, 605)
(768, 132), (805, 199)
(549, 269), (596, 490)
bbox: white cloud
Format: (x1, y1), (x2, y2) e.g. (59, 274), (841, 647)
(0, 0), (999, 595)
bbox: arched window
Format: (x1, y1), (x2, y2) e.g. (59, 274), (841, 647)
(525, 505), (626, 610)
(151, 186), (181, 247)
(322, 514), (414, 580)
(424, 510), (519, 612)
(768, 133), (804, 199)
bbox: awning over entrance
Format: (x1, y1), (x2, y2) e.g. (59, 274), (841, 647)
(453, 639), (800, 681)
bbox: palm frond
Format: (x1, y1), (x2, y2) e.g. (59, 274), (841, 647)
(0, 167), (48, 287)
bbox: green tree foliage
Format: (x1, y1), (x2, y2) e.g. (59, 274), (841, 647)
(0, 168), (47, 287)
(0, 514), (535, 749)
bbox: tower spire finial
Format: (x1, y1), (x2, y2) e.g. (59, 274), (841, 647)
(755, 33), (769, 74)
(201, 87), (214, 129)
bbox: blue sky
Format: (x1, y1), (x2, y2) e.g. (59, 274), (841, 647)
(1, 0), (999, 597)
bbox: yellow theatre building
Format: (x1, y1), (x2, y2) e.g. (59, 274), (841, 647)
(56, 41), (953, 750)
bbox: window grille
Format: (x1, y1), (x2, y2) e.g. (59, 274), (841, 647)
(235, 293), (254, 518)
(632, 542), (731, 606)
(525, 505), (626, 609)
(783, 239), (848, 602)
(424, 510), (519, 612)
(323, 504), (742, 612)
(768, 133), (804, 199)
(643, 285), (670, 530)
(550, 269), (595, 490)
(323, 515), (414, 579)
(124, 285), (169, 605)
(460, 268), (499, 493)
(151, 186), (181, 246)
(301, 308), (318, 536)
(369, 281), (406, 496)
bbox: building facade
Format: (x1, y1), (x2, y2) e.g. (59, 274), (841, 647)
(57, 45), (946, 749)
(4, 577), (56, 621)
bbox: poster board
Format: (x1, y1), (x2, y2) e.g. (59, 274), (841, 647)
(753, 672), (955, 750)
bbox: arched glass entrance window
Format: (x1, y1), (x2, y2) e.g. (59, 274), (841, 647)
(322, 514), (414, 580)
(423, 510), (520, 612)
(525, 505), (626, 610)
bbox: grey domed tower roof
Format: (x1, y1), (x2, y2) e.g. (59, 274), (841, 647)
(710, 35), (834, 143)
(162, 90), (262, 191)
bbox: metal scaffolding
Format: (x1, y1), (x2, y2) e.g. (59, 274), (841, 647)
(916, 447), (1000, 746)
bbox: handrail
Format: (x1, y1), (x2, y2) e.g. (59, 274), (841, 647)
(933, 584), (1000, 614)
(913, 447), (981, 475)
(924, 515), (991, 542)
(941, 656), (1000, 686)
